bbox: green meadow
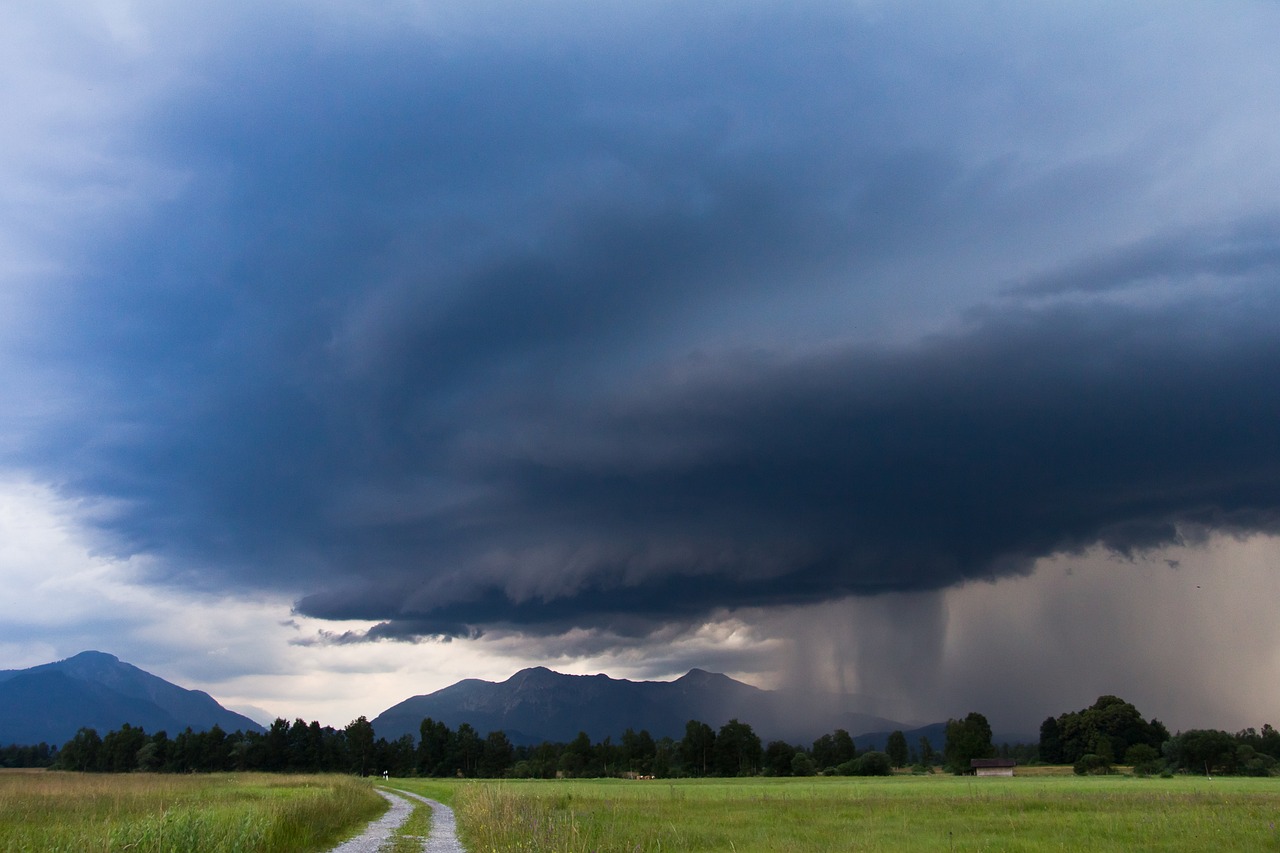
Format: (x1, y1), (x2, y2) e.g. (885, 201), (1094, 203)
(6, 770), (1277, 852)
(0, 771), (386, 853)
(390, 773), (1280, 853)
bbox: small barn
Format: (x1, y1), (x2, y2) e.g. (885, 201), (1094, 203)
(970, 758), (1017, 777)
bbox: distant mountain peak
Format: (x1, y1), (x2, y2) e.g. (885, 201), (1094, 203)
(678, 668), (723, 680)
(0, 650), (264, 746)
(55, 650), (123, 670)
(506, 667), (628, 687)
(503, 666), (565, 688)
(372, 664), (898, 746)
(65, 650), (119, 662)
(675, 668), (755, 690)
(57, 650), (126, 671)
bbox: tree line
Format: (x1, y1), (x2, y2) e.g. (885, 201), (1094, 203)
(52, 718), (380, 775)
(0, 741), (56, 768)
(15, 694), (1279, 777)
(1039, 695), (1280, 776)
(41, 715), (918, 777)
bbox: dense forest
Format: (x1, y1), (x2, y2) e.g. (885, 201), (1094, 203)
(7, 695), (1278, 777)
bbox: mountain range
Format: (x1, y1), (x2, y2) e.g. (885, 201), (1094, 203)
(2, 652), (1031, 751)
(0, 651), (264, 746)
(371, 665), (916, 746)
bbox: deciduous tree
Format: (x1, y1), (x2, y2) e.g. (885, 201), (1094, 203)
(944, 712), (994, 774)
(714, 719), (762, 776)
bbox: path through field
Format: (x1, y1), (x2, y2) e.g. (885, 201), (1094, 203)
(398, 789), (466, 853)
(324, 788), (466, 853)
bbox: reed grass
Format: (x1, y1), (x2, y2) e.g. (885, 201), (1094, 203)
(0, 771), (386, 853)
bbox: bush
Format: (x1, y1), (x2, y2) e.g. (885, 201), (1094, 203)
(853, 751), (893, 776)
(790, 753), (817, 777)
(837, 751), (893, 776)
(1125, 744), (1162, 777)
(1237, 745), (1276, 777)
(1073, 753), (1112, 775)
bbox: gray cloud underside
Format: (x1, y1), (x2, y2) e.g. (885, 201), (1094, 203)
(8, 2), (1280, 640)
(295, 287), (1280, 638)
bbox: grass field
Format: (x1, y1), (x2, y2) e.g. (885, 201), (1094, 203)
(0, 770), (386, 853)
(389, 773), (1280, 853)
(8, 770), (1276, 852)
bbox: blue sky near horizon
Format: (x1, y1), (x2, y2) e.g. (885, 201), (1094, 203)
(2, 0), (1280, 734)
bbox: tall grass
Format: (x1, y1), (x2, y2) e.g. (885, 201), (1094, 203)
(0, 771), (386, 853)
(440, 775), (1280, 852)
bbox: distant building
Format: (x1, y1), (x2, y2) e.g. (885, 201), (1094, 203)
(970, 758), (1017, 777)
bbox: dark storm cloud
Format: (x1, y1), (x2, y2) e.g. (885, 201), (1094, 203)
(8, 2), (1280, 641)
(291, 283), (1280, 637)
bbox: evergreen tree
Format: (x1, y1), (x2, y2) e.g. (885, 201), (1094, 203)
(479, 730), (514, 777)
(454, 723), (482, 777)
(263, 718), (290, 771)
(1039, 716), (1063, 764)
(681, 720), (716, 777)
(885, 730), (909, 768)
(345, 716), (375, 776)
(620, 728), (657, 775)
(764, 740), (798, 776)
(918, 735), (936, 766)
(101, 723), (147, 773)
(418, 717), (454, 776)
(559, 731), (594, 777)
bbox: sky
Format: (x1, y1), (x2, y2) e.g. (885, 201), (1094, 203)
(3, 0), (1280, 737)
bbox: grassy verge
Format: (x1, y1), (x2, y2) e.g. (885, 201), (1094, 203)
(420, 774), (1280, 852)
(0, 771), (386, 853)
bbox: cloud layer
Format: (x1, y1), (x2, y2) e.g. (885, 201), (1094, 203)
(4, 1), (1280, 693)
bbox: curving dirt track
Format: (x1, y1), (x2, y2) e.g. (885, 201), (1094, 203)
(395, 789), (466, 853)
(324, 787), (465, 853)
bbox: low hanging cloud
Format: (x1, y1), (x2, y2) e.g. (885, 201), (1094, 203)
(5, 1), (1280, 650)
(290, 286), (1280, 639)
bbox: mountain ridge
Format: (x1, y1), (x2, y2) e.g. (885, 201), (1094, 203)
(0, 651), (265, 746)
(372, 666), (909, 746)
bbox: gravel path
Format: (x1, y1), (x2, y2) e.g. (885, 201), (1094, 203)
(323, 787), (466, 853)
(395, 789), (467, 853)
(325, 789), (413, 853)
